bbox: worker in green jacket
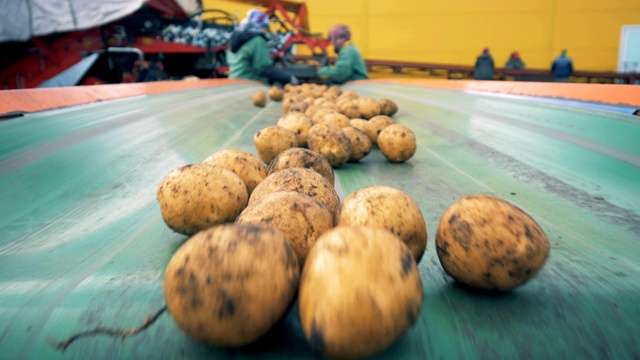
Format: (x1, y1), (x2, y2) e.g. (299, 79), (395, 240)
(227, 9), (298, 85)
(505, 51), (526, 69)
(318, 24), (369, 84)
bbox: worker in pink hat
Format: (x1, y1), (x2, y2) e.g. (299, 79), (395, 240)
(505, 51), (526, 69)
(474, 47), (495, 80)
(317, 24), (368, 84)
(227, 9), (298, 85)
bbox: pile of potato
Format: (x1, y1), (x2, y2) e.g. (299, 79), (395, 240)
(252, 83), (415, 165)
(155, 84), (550, 358)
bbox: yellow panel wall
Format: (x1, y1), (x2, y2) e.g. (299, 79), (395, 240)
(202, 0), (640, 71)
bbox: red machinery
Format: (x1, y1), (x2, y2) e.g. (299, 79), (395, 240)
(0, 0), (328, 89)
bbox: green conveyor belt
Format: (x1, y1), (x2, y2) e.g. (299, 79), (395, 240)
(0, 82), (639, 359)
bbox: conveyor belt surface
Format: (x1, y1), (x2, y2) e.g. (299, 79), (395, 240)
(0, 81), (639, 359)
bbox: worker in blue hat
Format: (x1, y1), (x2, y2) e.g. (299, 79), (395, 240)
(227, 9), (298, 85)
(551, 49), (574, 82)
(317, 24), (368, 84)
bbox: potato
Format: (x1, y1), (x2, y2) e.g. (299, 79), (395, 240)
(268, 87), (283, 101)
(157, 164), (248, 236)
(299, 226), (423, 359)
(267, 147), (335, 186)
(250, 167), (340, 224)
(307, 124), (352, 168)
(435, 195), (550, 291)
(356, 96), (381, 119)
(164, 223), (299, 347)
(337, 99), (360, 119)
(237, 191), (333, 266)
(282, 96), (297, 113)
(304, 104), (321, 119)
(253, 126), (297, 164)
(311, 108), (338, 125)
(367, 115), (396, 145)
(379, 98), (399, 116)
(349, 119), (371, 141)
(276, 112), (314, 147)
(252, 91), (266, 107)
(337, 185), (427, 262)
(377, 124), (417, 163)
(288, 101), (309, 114)
(341, 126), (372, 162)
(202, 149), (266, 195)
(318, 112), (350, 128)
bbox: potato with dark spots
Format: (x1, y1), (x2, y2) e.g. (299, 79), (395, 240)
(250, 167), (340, 224)
(268, 86), (284, 101)
(236, 191), (333, 266)
(202, 149), (266, 195)
(341, 126), (372, 162)
(253, 126), (297, 164)
(379, 98), (399, 116)
(252, 91), (266, 107)
(337, 99), (361, 119)
(299, 226), (423, 359)
(307, 123), (352, 168)
(164, 223), (300, 347)
(318, 112), (351, 128)
(311, 108), (338, 125)
(378, 124), (417, 163)
(349, 119), (372, 141)
(367, 115), (396, 145)
(356, 96), (381, 119)
(276, 112), (314, 147)
(267, 148), (335, 186)
(157, 164), (248, 236)
(436, 194), (550, 291)
(337, 185), (427, 263)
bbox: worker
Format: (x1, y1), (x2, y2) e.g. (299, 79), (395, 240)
(505, 51), (526, 69)
(227, 9), (298, 85)
(551, 49), (574, 82)
(317, 24), (368, 84)
(474, 48), (495, 80)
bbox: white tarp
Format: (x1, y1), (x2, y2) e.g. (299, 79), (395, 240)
(0, 0), (201, 43)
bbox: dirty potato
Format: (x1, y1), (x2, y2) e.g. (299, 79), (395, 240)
(377, 124), (417, 163)
(356, 96), (381, 119)
(252, 91), (267, 107)
(435, 195), (550, 291)
(341, 126), (372, 162)
(202, 149), (266, 195)
(307, 124), (352, 168)
(379, 99), (399, 116)
(250, 167), (340, 224)
(267, 147), (335, 186)
(337, 185), (427, 262)
(268, 86), (284, 101)
(237, 191), (334, 266)
(299, 226), (423, 359)
(163, 223), (299, 347)
(318, 112), (351, 128)
(277, 112), (314, 147)
(367, 115), (396, 145)
(253, 126), (298, 164)
(157, 164), (248, 236)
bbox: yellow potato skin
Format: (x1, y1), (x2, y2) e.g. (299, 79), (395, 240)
(202, 149), (266, 195)
(377, 124), (417, 163)
(337, 185), (427, 263)
(157, 164), (248, 236)
(367, 115), (395, 145)
(299, 226), (423, 359)
(250, 167), (340, 225)
(237, 191), (334, 267)
(252, 91), (266, 107)
(276, 112), (314, 147)
(266, 147), (335, 186)
(341, 126), (372, 162)
(435, 195), (550, 291)
(253, 126), (297, 164)
(307, 124), (352, 168)
(164, 224), (300, 347)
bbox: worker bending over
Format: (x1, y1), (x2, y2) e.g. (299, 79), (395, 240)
(227, 9), (298, 85)
(318, 24), (368, 84)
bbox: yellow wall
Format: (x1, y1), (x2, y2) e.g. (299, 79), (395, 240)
(203, 0), (640, 71)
